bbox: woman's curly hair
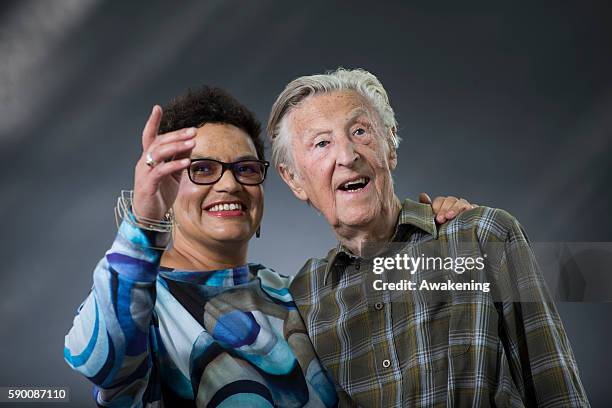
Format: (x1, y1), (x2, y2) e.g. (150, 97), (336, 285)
(159, 86), (264, 160)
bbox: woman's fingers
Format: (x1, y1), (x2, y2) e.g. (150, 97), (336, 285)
(433, 196), (458, 223)
(141, 105), (198, 152)
(418, 192), (432, 204)
(444, 198), (472, 219)
(148, 158), (192, 184)
(144, 127), (197, 163)
(147, 138), (196, 164)
(434, 197), (476, 223)
(155, 127), (197, 147)
(133, 157), (189, 221)
(424, 194), (472, 223)
(439, 196), (459, 214)
(141, 105), (162, 151)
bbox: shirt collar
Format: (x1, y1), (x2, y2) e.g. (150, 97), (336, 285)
(159, 264), (252, 286)
(323, 198), (438, 284)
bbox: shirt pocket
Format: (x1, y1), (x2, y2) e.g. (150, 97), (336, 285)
(444, 296), (500, 376)
(393, 302), (471, 373)
(447, 301), (475, 358)
(408, 301), (473, 373)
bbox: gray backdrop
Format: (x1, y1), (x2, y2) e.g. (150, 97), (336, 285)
(1, 1), (611, 406)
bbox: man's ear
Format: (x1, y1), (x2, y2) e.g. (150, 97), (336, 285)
(388, 127), (398, 171)
(389, 148), (398, 171)
(278, 164), (309, 201)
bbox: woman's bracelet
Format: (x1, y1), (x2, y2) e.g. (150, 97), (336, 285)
(114, 190), (174, 233)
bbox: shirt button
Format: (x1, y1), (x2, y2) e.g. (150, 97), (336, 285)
(374, 302), (384, 310)
(355, 263), (360, 270)
(382, 359), (391, 368)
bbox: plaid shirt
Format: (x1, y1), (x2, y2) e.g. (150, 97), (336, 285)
(290, 199), (589, 407)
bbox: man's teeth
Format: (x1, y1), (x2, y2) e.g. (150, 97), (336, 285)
(208, 203), (242, 211)
(343, 177), (368, 189)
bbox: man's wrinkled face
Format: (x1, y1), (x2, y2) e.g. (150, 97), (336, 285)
(279, 90), (397, 231)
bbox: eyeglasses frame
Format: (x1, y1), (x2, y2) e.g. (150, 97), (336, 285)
(187, 158), (270, 186)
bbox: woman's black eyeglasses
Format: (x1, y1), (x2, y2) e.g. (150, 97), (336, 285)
(187, 159), (270, 186)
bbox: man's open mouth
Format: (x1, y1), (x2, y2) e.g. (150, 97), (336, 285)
(338, 177), (370, 192)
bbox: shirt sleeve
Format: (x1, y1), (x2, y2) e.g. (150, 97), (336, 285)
(494, 214), (590, 407)
(63, 219), (169, 407)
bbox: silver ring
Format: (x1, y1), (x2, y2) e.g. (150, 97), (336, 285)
(145, 151), (157, 168)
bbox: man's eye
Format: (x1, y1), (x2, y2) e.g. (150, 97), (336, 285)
(315, 140), (330, 148)
(353, 128), (366, 136)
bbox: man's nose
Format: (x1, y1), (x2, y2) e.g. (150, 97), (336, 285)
(335, 137), (359, 167)
(214, 168), (242, 193)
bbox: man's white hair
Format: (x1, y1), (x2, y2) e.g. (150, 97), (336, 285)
(267, 68), (400, 170)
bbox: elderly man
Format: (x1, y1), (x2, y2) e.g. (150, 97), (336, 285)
(268, 69), (589, 407)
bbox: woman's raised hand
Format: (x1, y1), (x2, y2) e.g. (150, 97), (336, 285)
(132, 106), (197, 221)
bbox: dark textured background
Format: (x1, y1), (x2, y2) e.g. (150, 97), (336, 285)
(1, 1), (611, 405)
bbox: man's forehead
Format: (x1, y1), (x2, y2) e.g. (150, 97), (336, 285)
(288, 91), (374, 130)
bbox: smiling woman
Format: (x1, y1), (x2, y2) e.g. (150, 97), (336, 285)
(62, 86), (341, 408)
(162, 122), (266, 267)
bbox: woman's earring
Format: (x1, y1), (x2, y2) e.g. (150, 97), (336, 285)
(256, 226), (261, 238)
